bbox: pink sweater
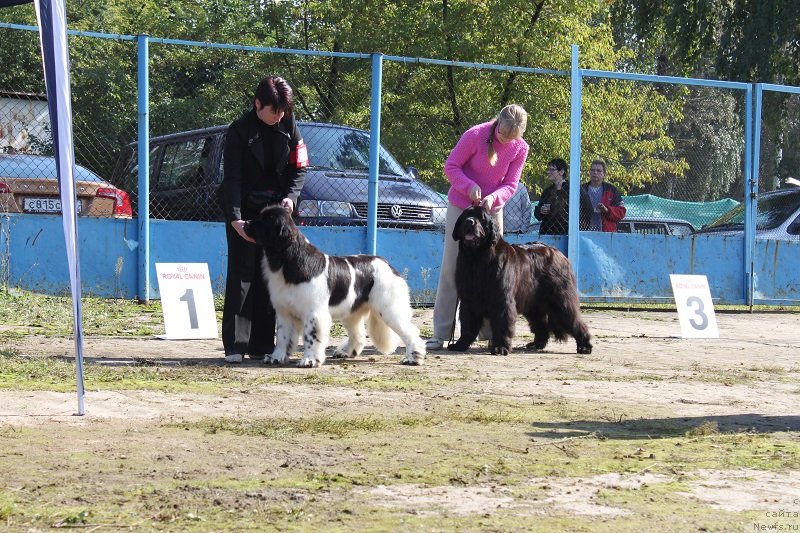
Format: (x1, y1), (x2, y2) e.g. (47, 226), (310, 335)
(444, 120), (529, 209)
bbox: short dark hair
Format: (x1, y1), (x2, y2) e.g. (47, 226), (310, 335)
(253, 75), (294, 115)
(548, 158), (568, 173)
(590, 158), (607, 173)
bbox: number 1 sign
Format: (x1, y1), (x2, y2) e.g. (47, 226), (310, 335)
(669, 274), (719, 339)
(155, 263), (218, 339)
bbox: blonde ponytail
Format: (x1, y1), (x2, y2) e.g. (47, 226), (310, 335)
(487, 122), (499, 166)
(486, 104), (528, 166)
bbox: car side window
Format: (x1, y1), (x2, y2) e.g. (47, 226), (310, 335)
(634, 222), (669, 235)
(616, 221), (632, 233)
(670, 224), (694, 236)
(158, 137), (212, 190)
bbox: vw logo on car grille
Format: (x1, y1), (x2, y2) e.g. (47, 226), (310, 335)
(390, 205), (403, 219)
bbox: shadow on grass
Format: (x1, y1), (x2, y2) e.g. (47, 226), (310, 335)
(528, 414), (800, 439)
(72, 350), (410, 368)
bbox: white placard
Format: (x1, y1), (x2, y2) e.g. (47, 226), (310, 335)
(155, 263), (218, 339)
(669, 274), (719, 339)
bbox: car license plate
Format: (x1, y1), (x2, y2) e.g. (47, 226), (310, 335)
(23, 197), (82, 214)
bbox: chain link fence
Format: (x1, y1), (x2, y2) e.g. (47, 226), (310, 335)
(0, 25), (764, 238)
(0, 27), (136, 219)
(759, 89), (800, 192)
(577, 78), (748, 235)
(750, 88), (800, 240)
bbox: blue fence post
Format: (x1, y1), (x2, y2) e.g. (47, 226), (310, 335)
(745, 83), (756, 306)
(136, 34), (150, 302)
(366, 52), (384, 256)
(568, 44), (582, 278)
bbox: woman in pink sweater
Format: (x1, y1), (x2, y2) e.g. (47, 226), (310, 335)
(427, 104), (529, 350)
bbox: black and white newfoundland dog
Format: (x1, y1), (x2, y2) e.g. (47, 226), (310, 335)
(244, 206), (425, 368)
(448, 205), (592, 355)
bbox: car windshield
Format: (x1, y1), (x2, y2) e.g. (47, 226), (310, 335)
(301, 124), (406, 176)
(703, 190), (800, 231)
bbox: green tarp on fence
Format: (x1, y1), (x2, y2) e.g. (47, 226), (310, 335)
(527, 193), (739, 229)
(622, 194), (740, 229)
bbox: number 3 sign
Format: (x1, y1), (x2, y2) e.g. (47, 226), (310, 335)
(669, 274), (719, 339)
(155, 263), (218, 339)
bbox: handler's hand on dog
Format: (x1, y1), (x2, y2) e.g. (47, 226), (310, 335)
(232, 220), (256, 243)
(480, 195), (496, 211)
(468, 185), (482, 204)
(281, 198), (294, 212)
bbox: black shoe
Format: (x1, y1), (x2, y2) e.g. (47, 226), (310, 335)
(247, 353), (266, 361)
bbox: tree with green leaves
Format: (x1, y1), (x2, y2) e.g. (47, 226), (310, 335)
(610, 0), (800, 194)
(1, 0), (700, 198)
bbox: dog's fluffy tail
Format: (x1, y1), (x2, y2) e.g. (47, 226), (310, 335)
(366, 311), (401, 354)
(365, 259), (426, 356)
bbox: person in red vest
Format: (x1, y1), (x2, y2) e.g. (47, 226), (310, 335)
(219, 75), (308, 363)
(580, 158), (626, 232)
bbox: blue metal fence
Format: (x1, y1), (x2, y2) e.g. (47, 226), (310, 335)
(1, 23), (799, 306)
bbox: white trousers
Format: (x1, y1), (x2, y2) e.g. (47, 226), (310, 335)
(431, 203), (503, 341)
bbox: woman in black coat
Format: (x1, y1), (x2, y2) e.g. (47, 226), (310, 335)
(219, 75), (307, 363)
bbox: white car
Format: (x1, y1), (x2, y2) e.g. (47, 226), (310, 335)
(693, 187), (800, 240)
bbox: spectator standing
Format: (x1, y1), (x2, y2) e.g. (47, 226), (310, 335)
(534, 158), (591, 235)
(426, 104), (530, 350)
(580, 159), (626, 232)
(219, 75), (308, 363)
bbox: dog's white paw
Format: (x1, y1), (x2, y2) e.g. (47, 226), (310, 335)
(298, 352), (325, 368)
(266, 351), (288, 365)
(332, 345), (354, 359)
(400, 355), (422, 365)
(400, 348), (424, 365)
(400, 340), (426, 365)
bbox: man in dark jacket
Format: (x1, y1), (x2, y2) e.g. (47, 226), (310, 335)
(580, 158), (626, 232)
(220, 75), (307, 363)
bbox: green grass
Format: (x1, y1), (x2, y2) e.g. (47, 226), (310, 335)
(2, 400), (798, 531)
(1, 288), (797, 341)
(0, 288), (171, 337)
(2, 288), (799, 531)
(0, 352), (468, 393)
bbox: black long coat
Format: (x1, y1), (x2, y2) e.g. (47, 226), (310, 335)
(220, 109), (306, 223)
(219, 108), (307, 357)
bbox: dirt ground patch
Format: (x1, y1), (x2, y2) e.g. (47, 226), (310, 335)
(1, 308), (799, 530)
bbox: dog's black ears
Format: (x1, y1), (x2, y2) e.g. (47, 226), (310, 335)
(474, 205), (499, 245)
(278, 218), (292, 239)
(265, 207), (294, 240)
(452, 210), (464, 241)
(487, 215), (499, 245)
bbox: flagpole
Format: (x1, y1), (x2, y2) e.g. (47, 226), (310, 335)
(34, 0), (86, 415)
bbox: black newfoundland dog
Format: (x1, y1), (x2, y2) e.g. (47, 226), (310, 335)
(244, 206), (425, 368)
(448, 205), (592, 355)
